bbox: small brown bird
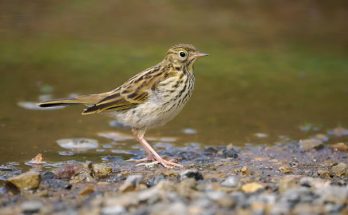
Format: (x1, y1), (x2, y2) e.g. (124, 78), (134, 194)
(39, 44), (208, 168)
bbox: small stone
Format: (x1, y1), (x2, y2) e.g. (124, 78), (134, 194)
(101, 206), (126, 215)
(203, 147), (218, 155)
(162, 169), (179, 177)
(278, 175), (301, 193)
(92, 163), (112, 178)
(293, 203), (324, 215)
(299, 138), (323, 151)
(151, 202), (188, 215)
(7, 171), (41, 190)
(331, 142), (348, 152)
(137, 187), (161, 203)
(241, 182), (264, 193)
(53, 163), (84, 179)
(180, 169), (203, 181)
(331, 163), (348, 177)
(241, 166), (250, 175)
(27, 153), (46, 165)
(221, 176), (240, 187)
(279, 166), (293, 174)
(79, 184), (95, 195)
(206, 191), (236, 208)
(328, 127), (348, 137)
(177, 178), (197, 197)
(21, 201), (43, 214)
(222, 145), (239, 158)
(153, 180), (176, 191)
(317, 169), (330, 178)
(41, 175), (71, 190)
(299, 177), (327, 189)
(119, 175), (143, 192)
(147, 174), (165, 187)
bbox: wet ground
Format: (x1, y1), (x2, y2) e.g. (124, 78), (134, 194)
(0, 127), (347, 214)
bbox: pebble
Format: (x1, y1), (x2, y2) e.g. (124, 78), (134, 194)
(119, 174), (143, 192)
(221, 176), (240, 187)
(53, 163), (84, 179)
(147, 174), (165, 187)
(101, 206), (126, 215)
(79, 184), (95, 195)
(206, 191), (236, 208)
(240, 166), (250, 175)
(299, 138), (323, 151)
(331, 142), (348, 152)
(177, 178), (197, 197)
(279, 165), (293, 174)
(278, 175), (301, 193)
(299, 177), (326, 188)
(222, 145), (239, 158)
(180, 169), (204, 181)
(241, 182), (264, 193)
(21, 201), (43, 214)
(331, 163), (347, 177)
(151, 202), (188, 215)
(7, 171), (41, 190)
(92, 163), (112, 178)
(328, 127), (348, 137)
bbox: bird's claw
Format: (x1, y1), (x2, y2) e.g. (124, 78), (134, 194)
(133, 157), (183, 169)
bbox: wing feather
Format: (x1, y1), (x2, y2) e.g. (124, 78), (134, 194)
(82, 63), (173, 115)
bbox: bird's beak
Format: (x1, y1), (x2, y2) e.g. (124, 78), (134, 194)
(193, 51), (208, 58)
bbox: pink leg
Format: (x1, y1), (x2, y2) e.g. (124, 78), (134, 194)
(132, 128), (183, 168)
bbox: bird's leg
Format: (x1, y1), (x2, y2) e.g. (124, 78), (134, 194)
(132, 128), (183, 168)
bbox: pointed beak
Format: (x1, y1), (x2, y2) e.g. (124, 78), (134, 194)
(193, 51), (208, 58)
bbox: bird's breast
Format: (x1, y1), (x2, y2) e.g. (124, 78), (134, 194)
(154, 73), (195, 106)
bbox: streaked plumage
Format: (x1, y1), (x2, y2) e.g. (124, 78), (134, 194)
(39, 44), (207, 168)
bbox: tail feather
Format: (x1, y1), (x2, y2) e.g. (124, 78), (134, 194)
(38, 99), (81, 107)
(39, 92), (114, 113)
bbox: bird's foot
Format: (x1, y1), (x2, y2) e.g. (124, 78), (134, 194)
(157, 158), (183, 169)
(133, 156), (183, 169)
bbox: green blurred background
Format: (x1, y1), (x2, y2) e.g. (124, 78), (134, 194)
(0, 0), (347, 164)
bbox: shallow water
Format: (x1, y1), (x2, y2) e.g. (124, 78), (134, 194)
(0, 1), (347, 165)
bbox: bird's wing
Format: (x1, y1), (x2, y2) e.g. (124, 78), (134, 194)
(82, 64), (174, 115)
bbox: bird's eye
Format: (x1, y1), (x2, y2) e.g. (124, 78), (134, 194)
(179, 51), (186, 58)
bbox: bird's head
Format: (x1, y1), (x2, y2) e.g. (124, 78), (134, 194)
(165, 44), (208, 71)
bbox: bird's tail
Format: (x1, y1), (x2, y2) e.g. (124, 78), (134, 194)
(38, 93), (109, 109)
(38, 98), (82, 107)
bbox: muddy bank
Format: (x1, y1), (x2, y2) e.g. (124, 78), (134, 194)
(0, 130), (348, 215)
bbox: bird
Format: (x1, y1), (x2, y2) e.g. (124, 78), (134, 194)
(39, 44), (208, 168)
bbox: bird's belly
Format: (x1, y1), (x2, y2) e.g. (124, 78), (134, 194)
(112, 83), (194, 129)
